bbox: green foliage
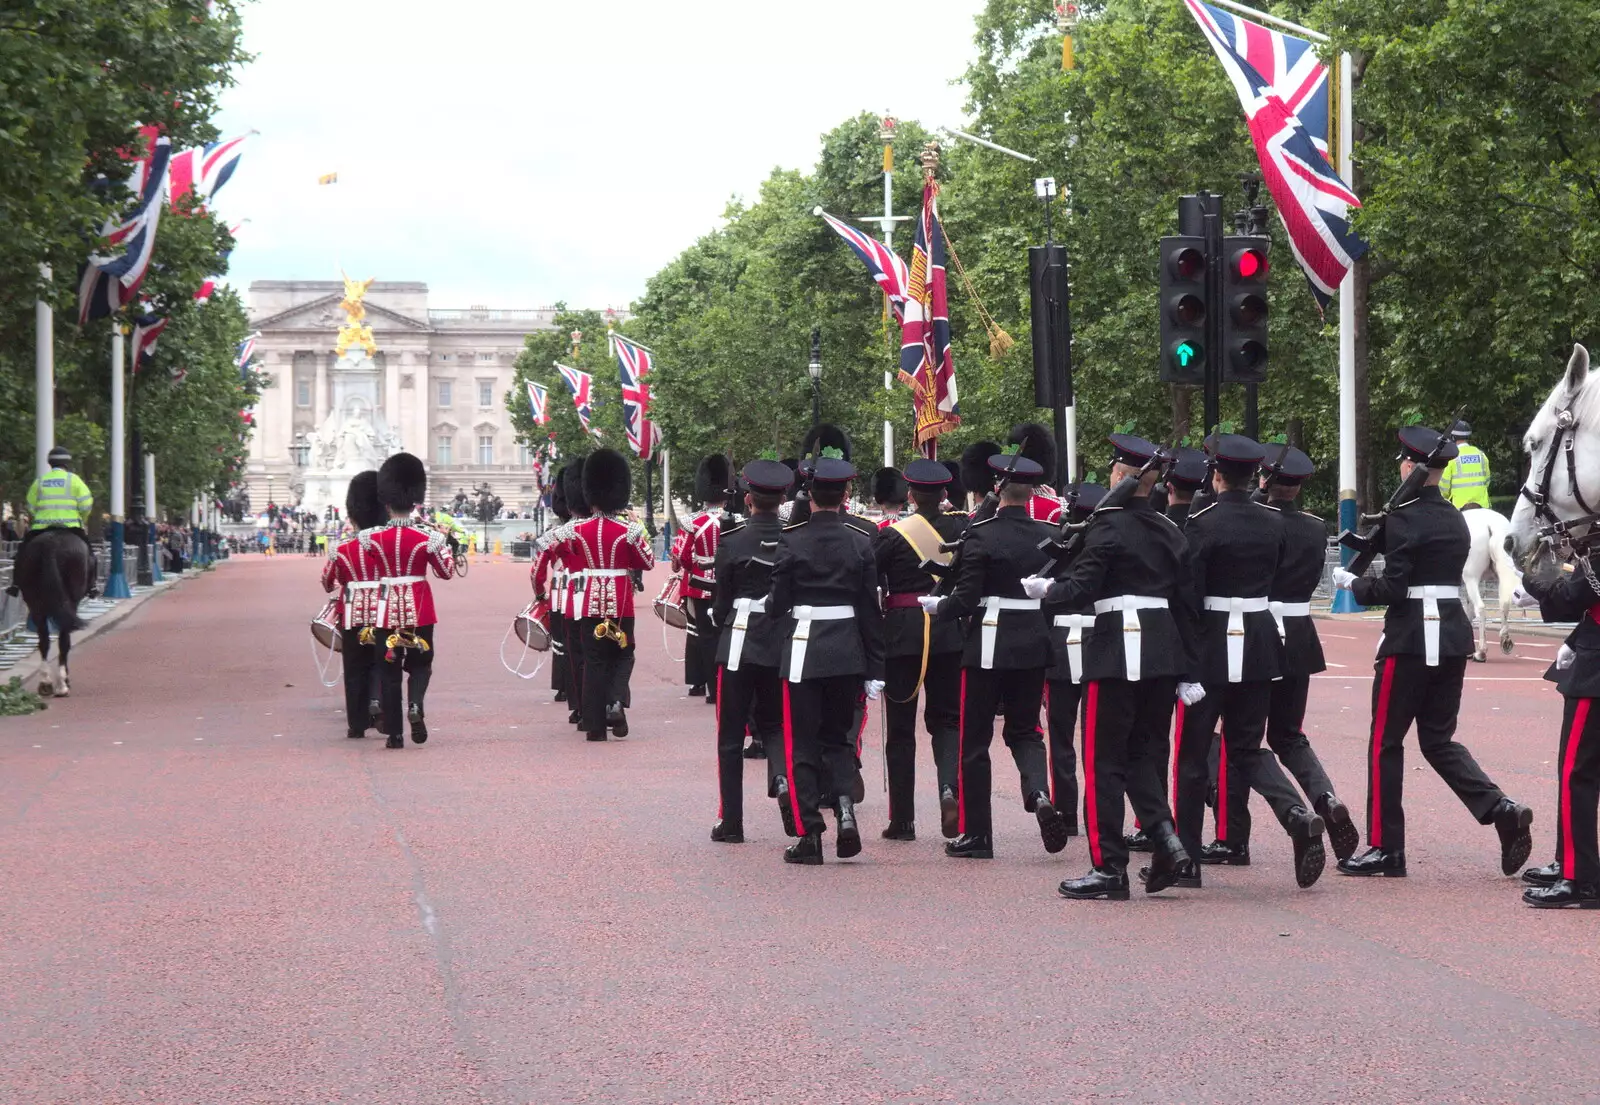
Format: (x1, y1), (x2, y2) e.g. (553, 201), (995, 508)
(0, 676), (46, 716)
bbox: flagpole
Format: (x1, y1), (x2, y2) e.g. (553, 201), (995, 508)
(880, 117), (896, 469)
(35, 264), (53, 478)
(105, 325), (131, 599)
(1333, 48), (1361, 613)
(1203, 0), (1328, 41)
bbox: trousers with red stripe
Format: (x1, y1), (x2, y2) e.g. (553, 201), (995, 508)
(1552, 696), (1600, 884)
(715, 663), (781, 826)
(1365, 655), (1505, 850)
(1174, 680), (1305, 861)
(956, 667), (1049, 836)
(1082, 677), (1179, 870)
(1218, 675), (1336, 846)
(1043, 680), (1083, 829)
(782, 675), (861, 837)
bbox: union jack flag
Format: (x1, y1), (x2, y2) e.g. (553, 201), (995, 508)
(556, 362), (600, 437)
(131, 311), (168, 370)
(818, 209), (910, 323)
(236, 331), (260, 380)
(1183, 0), (1367, 310)
(526, 380), (550, 425)
(78, 137), (171, 326)
(612, 333), (660, 461)
(166, 132), (251, 210)
(898, 181), (960, 454)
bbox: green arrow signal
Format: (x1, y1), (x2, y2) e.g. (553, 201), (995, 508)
(1175, 342), (1198, 367)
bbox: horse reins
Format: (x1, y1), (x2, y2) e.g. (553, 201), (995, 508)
(1520, 406), (1600, 532)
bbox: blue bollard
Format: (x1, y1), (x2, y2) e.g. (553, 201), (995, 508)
(1330, 495), (1363, 613)
(104, 520), (132, 599)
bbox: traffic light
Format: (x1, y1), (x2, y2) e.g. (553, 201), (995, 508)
(1159, 235), (1207, 385)
(1222, 236), (1269, 384)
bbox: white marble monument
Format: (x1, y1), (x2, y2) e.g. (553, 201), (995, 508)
(297, 346), (403, 518)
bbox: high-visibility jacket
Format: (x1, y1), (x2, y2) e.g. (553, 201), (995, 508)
(1441, 444), (1491, 510)
(26, 467), (93, 530)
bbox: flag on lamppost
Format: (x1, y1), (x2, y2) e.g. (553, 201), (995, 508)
(898, 180), (960, 454)
(612, 333), (659, 461)
(526, 380), (550, 425)
(816, 208), (910, 323)
(166, 132), (252, 210)
(78, 136), (172, 326)
(236, 331), (261, 380)
(1182, 0), (1367, 310)
(555, 362), (601, 437)
(131, 311), (168, 370)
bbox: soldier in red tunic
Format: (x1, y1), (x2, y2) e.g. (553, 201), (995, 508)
(872, 467), (907, 530)
(320, 470), (387, 739)
(673, 455), (730, 703)
(368, 452), (456, 749)
(560, 448), (655, 741)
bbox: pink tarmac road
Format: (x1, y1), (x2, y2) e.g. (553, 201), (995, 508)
(1, 556), (1597, 1104)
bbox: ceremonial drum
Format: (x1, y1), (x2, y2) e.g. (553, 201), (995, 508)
(513, 601), (552, 652)
(311, 599), (343, 653)
(652, 574), (688, 629)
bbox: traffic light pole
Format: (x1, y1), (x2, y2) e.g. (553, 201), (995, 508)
(1203, 208), (1224, 435)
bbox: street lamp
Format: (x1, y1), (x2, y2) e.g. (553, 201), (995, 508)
(808, 326), (822, 427)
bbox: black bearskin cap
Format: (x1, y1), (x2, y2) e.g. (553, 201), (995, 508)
(960, 441), (1002, 497)
(799, 422), (852, 463)
(1008, 422), (1056, 481)
(376, 451), (427, 511)
(345, 470), (386, 531)
(872, 467), (907, 505)
(563, 457), (589, 518)
(550, 464), (571, 521)
(696, 454), (732, 503)
(942, 460), (963, 501)
(583, 447), (633, 514)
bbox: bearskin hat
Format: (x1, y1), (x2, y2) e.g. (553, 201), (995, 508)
(376, 451), (427, 511)
(696, 454), (732, 504)
(941, 460), (964, 501)
(550, 464), (571, 521)
(872, 466), (907, 505)
(563, 457), (589, 518)
(1008, 422), (1056, 481)
(345, 470), (386, 531)
(960, 441), (1002, 498)
(799, 422), (852, 463)
(583, 447), (633, 515)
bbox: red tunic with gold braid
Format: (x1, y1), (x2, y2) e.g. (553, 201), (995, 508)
(322, 528), (385, 629)
(563, 515), (655, 619)
(1028, 490), (1064, 524)
(671, 509), (720, 600)
(362, 521), (455, 628)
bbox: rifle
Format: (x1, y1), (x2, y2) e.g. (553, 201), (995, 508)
(1039, 446), (1171, 574)
(1337, 405), (1468, 576)
(1252, 440), (1295, 504)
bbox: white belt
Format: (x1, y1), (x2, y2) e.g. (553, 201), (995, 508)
(788, 605), (855, 682)
(376, 576), (425, 628)
(1204, 595), (1270, 683)
(1268, 600), (1313, 644)
(384, 575), (426, 585)
(1054, 613), (1094, 685)
(980, 596), (1041, 670)
(1092, 595), (1169, 682)
(1407, 585), (1460, 667)
(579, 568), (630, 578)
(344, 581), (380, 630)
(725, 596), (768, 672)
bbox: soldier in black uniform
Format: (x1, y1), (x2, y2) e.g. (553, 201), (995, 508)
(1217, 447), (1360, 862)
(1334, 425), (1533, 877)
(1041, 483), (1108, 840)
(707, 459), (794, 844)
(922, 451), (1068, 859)
(770, 455), (885, 865)
(1177, 434), (1328, 889)
(1163, 447), (1209, 529)
(1518, 545), (1600, 908)
(874, 459), (968, 840)
(546, 465), (572, 704)
(1027, 434), (1198, 899)
(561, 462), (590, 729)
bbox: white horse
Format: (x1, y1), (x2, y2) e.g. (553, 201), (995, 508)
(1462, 507), (1520, 661)
(1510, 344), (1600, 563)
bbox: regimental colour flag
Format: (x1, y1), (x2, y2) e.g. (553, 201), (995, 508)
(555, 363), (600, 437)
(898, 181), (960, 453)
(166, 132), (252, 210)
(1182, 0), (1367, 310)
(131, 311), (168, 370)
(78, 136), (172, 326)
(612, 333), (660, 461)
(817, 209), (910, 324)
(236, 331), (261, 380)
(526, 380), (550, 425)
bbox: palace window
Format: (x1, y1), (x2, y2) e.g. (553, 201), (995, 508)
(518, 443), (532, 466)
(478, 352), (495, 362)
(437, 436), (453, 466)
(296, 377), (311, 408)
(437, 380), (452, 407)
(477, 380), (494, 408)
(478, 435), (495, 465)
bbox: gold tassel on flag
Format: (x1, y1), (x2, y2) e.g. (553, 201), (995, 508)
(944, 233), (1015, 360)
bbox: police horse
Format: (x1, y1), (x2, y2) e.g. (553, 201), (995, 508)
(1462, 507), (1520, 662)
(12, 529), (91, 697)
(1510, 344), (1600, 581)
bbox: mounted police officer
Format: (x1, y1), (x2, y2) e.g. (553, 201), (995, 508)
(10, 446), (97, 598)
(1440, 420), (1491, 511)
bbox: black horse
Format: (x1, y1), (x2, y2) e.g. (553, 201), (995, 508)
(13, 529), (91, 697)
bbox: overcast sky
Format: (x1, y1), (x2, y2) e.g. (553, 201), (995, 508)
(213, 0), (987, 313)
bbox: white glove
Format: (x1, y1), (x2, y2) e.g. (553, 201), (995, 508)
(917, 594), (944, 613)
(1558, 644), (1576, 670)
(1511, 587), (1542, 609)
(1331, 568), (1357, 590)
(863, 679), (885, 701)
(1176, 682), (1207, 706)
(1021, 575), (1052, 600)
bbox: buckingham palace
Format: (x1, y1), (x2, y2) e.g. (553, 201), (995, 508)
(242, 279), (606, 516)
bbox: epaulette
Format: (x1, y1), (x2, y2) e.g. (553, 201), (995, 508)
(1393, 497), (1422, 511)
(944, 509), (970, 518)
(1153, 511), (1179, 528)
(1257, 502), (1282, 512)
(1188, 502), (1220, 522)
(969, 515), (997, 528)
(1095, 506), (1125, 514)
(843, 520), (875, 538)
(722, 521), (746, 536)
(783, 520), (809, 532)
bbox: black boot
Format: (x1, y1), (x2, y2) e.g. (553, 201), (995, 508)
(1522, 860), (1562, 887)
(385, 734), (404, 749)
(368, 699), (381, 732)
(944, 833), (994, 859)
(1492, 798), (1534, 876)
(1315, 792), (1360, 862)
(836, 797), (862, 858)
(881, 820), (916, 841)
(608, 703), (628, 739)
(710, 819), (744, 843)
(1124, 828), (1153, 852)
(1142, 823), (1191, 894)
(939, 786), (960, 839)
(1060, 866), (1131, 901)
(1139, 859), (1201, 889)
(784, 832), (824, 865)
(688, 683), (706, 698)
(1338, 846), (1407, 877)
(1198, 839), (1251, 866)
(1522, 880), (1600, 909)
(774, 776), (798, 838)
(744, 739), (766, 760)
(568, 708), (583, 726)
(1032, 791), (1070, 855)
(346, 727), (365, 740)
(408, 702), (428, 745)
(553, 689), (567, 702)
(1286, 806), (1328, 888)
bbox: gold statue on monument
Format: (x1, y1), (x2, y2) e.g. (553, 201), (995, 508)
(334, 271), (378, 358)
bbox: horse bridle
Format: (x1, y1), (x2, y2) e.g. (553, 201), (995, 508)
(1520, 405), (1600, 536)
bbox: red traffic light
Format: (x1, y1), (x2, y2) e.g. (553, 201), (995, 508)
(1170, 246), (1205, 281)
(1233, 248), (1267, 280)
